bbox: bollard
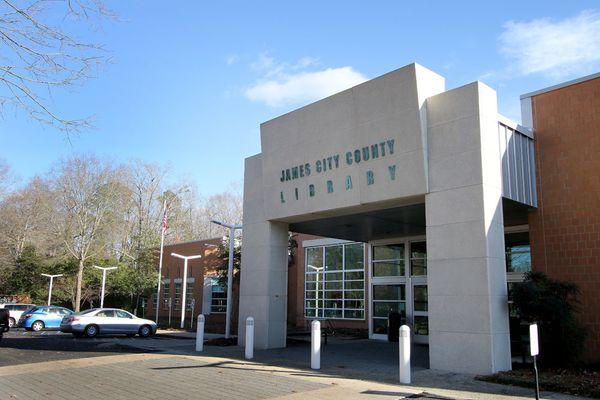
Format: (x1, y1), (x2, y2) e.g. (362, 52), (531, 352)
(196, 314), (205, 352)
(399, 325), (411, 384)
(530, 323), (540, 400)
(245, 316), (254, 359)
(311, 320), (321, 370)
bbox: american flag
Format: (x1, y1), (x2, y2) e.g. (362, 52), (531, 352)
(161, 210), (168, 233)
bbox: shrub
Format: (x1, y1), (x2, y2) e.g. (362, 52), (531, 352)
(512, 271), (587, 367)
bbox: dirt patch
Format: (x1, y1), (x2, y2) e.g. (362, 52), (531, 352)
(476, 366), (600, 398)
(205, 337), (237, 346)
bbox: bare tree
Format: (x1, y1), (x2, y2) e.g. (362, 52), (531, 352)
(0, 177), (54, 261)
(159, 185), (195, 244)
(0, 158), (11, 199)
(117, 161), (168, 262)
(193, 183), (243, 239)
(0, 0), (113, 132)
(52, 155), (124, 311)
(0, 152), (245, 308)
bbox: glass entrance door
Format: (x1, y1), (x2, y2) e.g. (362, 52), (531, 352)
(370, 243), (406, 339)
(409, 241), (428, 344)
(370, 239), (428, 343)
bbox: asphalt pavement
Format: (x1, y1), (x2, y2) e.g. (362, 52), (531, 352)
(0, 329), (170, 367)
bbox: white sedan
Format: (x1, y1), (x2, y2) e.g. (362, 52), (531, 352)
(60, 308), (157, 338)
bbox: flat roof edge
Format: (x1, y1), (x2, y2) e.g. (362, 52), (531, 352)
(498, 114), (533, 138)
(260, 62), (434, 126)
(520, 71), (600, 99)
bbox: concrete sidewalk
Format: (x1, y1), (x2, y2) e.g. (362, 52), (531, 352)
(183, 338), (587, 400)
(0, 349), (589, 400)
(122, 334), (589, 399)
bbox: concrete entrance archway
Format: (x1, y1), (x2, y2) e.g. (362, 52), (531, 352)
(238, 63), (536, 374)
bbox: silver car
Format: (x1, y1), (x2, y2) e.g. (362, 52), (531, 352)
(60, 308), (157, 338)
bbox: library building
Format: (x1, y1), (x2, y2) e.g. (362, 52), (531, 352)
(237, 64), (600, 375)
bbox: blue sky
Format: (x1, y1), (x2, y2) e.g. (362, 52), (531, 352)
(2, 1), (600, 195)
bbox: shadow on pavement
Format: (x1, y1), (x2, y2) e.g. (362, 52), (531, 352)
(159, 339), (548, 399)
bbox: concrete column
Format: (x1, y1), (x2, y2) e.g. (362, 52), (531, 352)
(238, 155), (289, 348)
(425, 82), (511, 374)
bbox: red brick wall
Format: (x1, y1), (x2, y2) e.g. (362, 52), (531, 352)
(528, 77), (600, 361)
(146, 238), (239, 331)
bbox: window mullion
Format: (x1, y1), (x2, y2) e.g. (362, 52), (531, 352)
(342, 244), (346, 319)
(321, 246), (325, 318)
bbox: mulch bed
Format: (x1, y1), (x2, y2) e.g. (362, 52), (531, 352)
(205, 337), (237, 346)
(476, 366), (600, 398)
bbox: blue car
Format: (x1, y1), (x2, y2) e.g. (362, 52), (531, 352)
(19, 306), (73, 331)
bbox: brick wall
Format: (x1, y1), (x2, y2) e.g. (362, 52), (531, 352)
(146, 238), (239, 332)
(528, 76), (600, 361)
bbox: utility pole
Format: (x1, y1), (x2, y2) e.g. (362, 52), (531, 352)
(210, 220), (242, 339)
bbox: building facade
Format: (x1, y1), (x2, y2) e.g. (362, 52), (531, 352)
(521, 74), (600, 361)
(146, 238), (238, 332)
(287, 229), (532, 346)
(239, 63), (538, 374)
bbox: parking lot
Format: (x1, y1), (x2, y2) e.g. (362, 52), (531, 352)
(0, 329), (191, 367)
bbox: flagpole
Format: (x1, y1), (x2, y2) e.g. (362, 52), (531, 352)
(155, 201), (167, 324)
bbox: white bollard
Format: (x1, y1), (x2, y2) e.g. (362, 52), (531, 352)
(399, 325), (411, 384)
(196, 314), (205, 352)
(245, 316), (254, 360)
(311, 320), (321, 370)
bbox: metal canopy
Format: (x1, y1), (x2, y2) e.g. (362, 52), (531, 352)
(289, 199), (531, 242)
(290, 203), (426, 243)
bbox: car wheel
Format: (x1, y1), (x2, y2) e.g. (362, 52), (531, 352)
(31, 320), (45, 332)
(8, 318), (15, 328)
(138, 325), (152, 338)
(84, 324), (99, 338)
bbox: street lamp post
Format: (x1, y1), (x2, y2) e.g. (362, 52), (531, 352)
(94, 266), (118, 308)
(41, 274), (63, 306)
(210, 220), (242, 339)
(307, 265), (324, 318)
(171, 253), (202, 329)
